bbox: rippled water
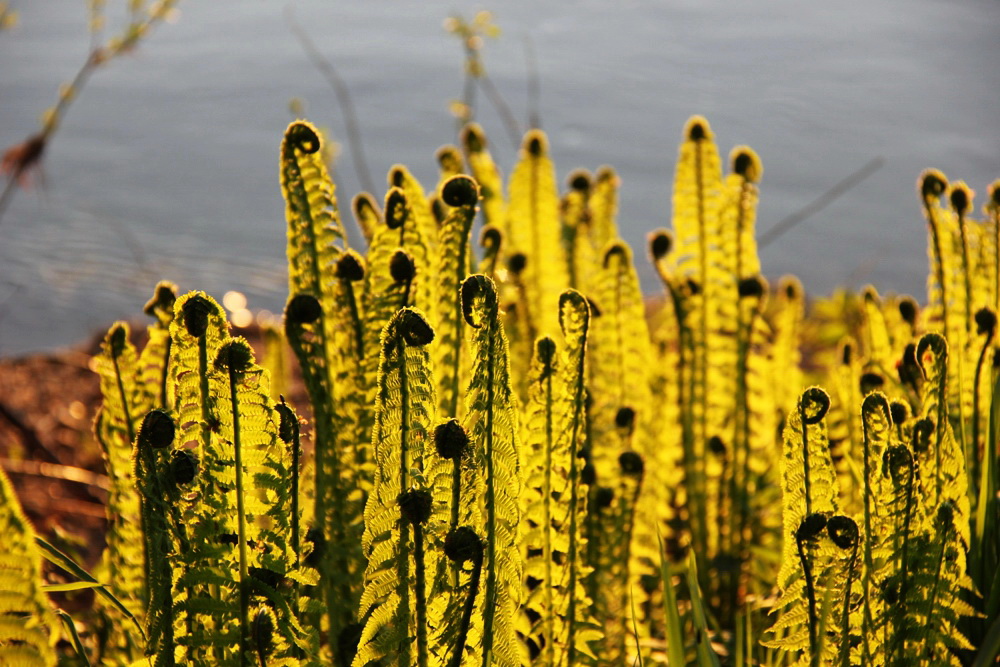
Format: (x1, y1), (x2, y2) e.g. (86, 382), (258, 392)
(1, 0), (998, 355)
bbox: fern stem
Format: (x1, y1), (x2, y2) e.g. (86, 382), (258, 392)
(228, 362), (251, 667)
(448, 552), (483, 667)
(111, 353), (135, 444)
(972, 329), (994, 492)
(481, 315), (499, 667)
(198, 335), (211, 460)
(413, 521), (428, 667)
(542, 365), (555, 665)
(565, 335), (587, 665)
(838, 544), (859, 667)
(796, 533), (819, 657)
(398, 336), (412, 666)
(799, 400), (814, 517)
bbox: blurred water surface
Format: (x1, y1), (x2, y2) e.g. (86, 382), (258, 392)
(1, 0), (998, 355)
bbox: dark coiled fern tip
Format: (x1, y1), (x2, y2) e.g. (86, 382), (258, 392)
(685, 115), (709, 141)
(479, 224), (502, 251)
(975, 307), (997, 337)
(536, 336), (557, 369)
(936, 500), (955, 532)
(568, 169), (592, 193)
(442, 174), (479, 208)
(214, 338), (255, 373)
(251, 607), (275, 661)
(507, 252), (527, 277)
(919, 168), (948, 201)
(444, 526), (484, 564)
(615, 406), (636, 431)
(595, 486), (615, 510)
(389, 250), (416, 284)
(182, 294), (214, 337)
(435, 419), (469, 461)
(796, 513), (828, 542)
(648, 229), (672, 261)
(304, 527), (326, 568)
(581, 462), (596, 486)
(398, 489), (433, 526)
(352, 191), (380, 219)
(143, 281), (177, 318)
(889, 400), (909, 426)
(826, 515), (859, 550)
(685, 278), (701, 296)
(336, 251), (366, 282)
(275, 400), (297, 444)
(436, 144), (463, 172)
(524, 129), (547, 158)
(107, 323), (128, 358)
(708, 435), (726, 456)
(898, 297), (918, 326)
(461, 274), (497, 329)
(738, 276), (765, 299)
(916, 332), (947, 374)
(285, 293), (322, 325)
(800, 387), (831, 424)
(460, 122), (487, 154)
(618, 450), (644, 477)
(884, 445), (913, 485)
(169, 450), (197, 487)
(948, 182), (973, 215)
(860, 371), (885, 394)
(990, 180), (1000, 207)
(603, 242), (628, 268)
(139, 409), (175, 450)
(731, 146), (762, 183)
(285, 120), (321, 154)
(384, 187), (409, 230)
(841, 341), (853, 366)
(595, 164), (618, 186)
(395, 309), (435, 347)
(911, 418), (934, 454)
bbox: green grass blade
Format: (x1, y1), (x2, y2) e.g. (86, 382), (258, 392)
(56, 609), (92, 667)
(657, 530), (686, 667)
(686, 551), (721, 667)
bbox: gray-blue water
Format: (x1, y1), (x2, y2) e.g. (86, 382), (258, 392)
(2, 1), (998, 356)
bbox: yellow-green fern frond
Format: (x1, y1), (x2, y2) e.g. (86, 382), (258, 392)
(720, 146), (762, 281)
(355, 308), (438, 667)
(352, 191), (382, 248)
(137, 280), (178, 413)
(461, 275), (523, 667)
(506, 129), (568, 339)
(93, 322), (146, 620)
(0, 466), (59, 667)
(588, 166), (620, 253)
(461, 123), (507, 234)
(435, 175), (480, 420)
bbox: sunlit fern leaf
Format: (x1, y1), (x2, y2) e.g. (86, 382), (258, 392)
(775, 387), (840, 594)
(435, 144), (465, 198)
(770, 277), (805, 433)
(351, 192), (382, 249)
(93, 322), (147, 625)
(461, 123), (507, 235)
(861, 286), (895, 380)
(136, 281), (178, 413)
(355, 308), (437, 667)
(670, 116), (737, 569)
(506, 130), (568, 339)
(0, 466), (59, 667)
(211, 338), (311, 665)
(388, 165), (439, 319)
(915, 333), (970, 541)
(984, 180), (1000, 314)
(133, 409), (177, 666)
(560, 170), (591, 293)
(826, 337), (865, 513)
(281, 119), (346, 302)
(461, 274), (524, 667)
(587, 166), (621, 255)
(720, 146), (762, 282)
(435, 175), (480, 420)
(523, 291), (602, 665)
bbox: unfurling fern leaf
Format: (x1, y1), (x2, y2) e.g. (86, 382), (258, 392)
(522, 291), (602, 665)
(355, 308), (437, 667)
(461, 274), (523, 667)
(0, 466), (59, 666)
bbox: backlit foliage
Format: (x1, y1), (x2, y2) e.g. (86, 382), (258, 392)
(1, 111), (998, 667)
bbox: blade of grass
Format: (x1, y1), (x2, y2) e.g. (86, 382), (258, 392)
(657, 530), (686, 667)
(972, 614), (1000, 667)
(35, 536), (146, 642)
(56, 609), (92, 667)
(686, 551), (721, 667)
